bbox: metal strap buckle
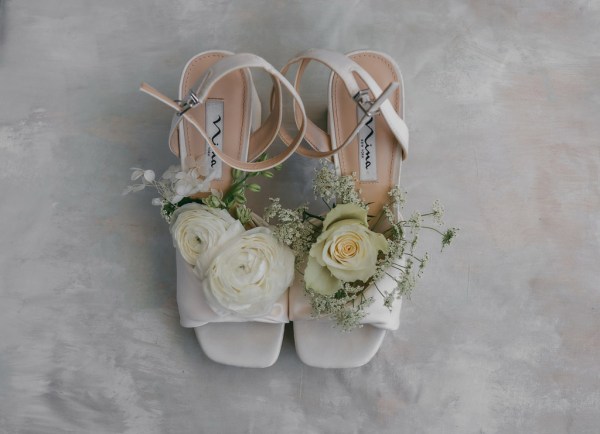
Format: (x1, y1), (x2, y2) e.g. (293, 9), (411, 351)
(353, 89), (380, 117)
(176, 91), (200, 116)
(353, 82), (400, 119)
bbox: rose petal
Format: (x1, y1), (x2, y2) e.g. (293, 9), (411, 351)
(323, 203), (368, 230)
(195, 220), (245, 271)
(371, 231), (389, 254)
(304, 257), (341, 296)
(309, 238), (328, 267)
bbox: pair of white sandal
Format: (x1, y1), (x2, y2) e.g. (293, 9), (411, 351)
(141, 48), (409, 368)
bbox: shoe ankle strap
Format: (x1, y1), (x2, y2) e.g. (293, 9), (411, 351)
(278, 49), (409, 160)
(140, 53), (308, 172)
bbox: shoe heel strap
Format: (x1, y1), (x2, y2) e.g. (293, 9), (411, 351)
(279, 49), (409, 161)
(140, 53), (308, 172)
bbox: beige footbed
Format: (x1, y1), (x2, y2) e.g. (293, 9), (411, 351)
(173, 52), (250, 196)
(331, 52), (404, 218)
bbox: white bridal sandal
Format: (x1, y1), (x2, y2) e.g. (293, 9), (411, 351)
(140, 51), (307, 367)
(280, 49), (409, 368)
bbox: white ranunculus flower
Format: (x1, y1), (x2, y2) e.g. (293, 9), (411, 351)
(170, 203), (244, 267)
(202, 227), (294, 318)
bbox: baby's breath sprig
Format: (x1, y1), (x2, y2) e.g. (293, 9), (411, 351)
(265, 165), (458, 330)
(306, 287), (374, 331)
(388, 185), (406, 208)
(431, 200), (445, 225)
(442, 228), (459, 250)
(313, 163), (366, 208)
(264, 199), (317, 261)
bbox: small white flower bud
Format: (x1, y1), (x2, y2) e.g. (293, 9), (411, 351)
(143, 170), (155, 182)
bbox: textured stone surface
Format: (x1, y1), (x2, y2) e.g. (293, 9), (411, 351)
(1, 1), (599, 433)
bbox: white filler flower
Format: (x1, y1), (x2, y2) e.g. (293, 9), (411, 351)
(203, 227), (295, 318)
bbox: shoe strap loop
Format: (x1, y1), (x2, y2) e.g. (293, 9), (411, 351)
(175, 90), (201, 117)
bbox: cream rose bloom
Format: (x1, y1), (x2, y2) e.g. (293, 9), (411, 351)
(305, 203), (388, 295)
(170, 203), (244, 267)
(202, 227), (294, 318)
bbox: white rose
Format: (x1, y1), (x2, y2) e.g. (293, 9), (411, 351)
(202, 227), (295, 318)
(305, 203), (388, 295)
(170, 203), (244, 267)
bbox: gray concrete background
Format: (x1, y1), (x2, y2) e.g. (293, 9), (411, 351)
(1, 0), (599, 433)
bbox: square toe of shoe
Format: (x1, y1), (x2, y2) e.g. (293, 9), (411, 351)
(293, 320), (386, 368)
(195, 323), (285, 368)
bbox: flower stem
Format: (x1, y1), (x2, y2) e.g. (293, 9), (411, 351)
(369, 209), (385, 231)
(221, 174), (249, 204)
(385, 271), (397, 280)
(403, 252), (424, 262)
(390, 262), (407, 271)
(303, 211), (324, 221)
(421, 226), (445, 235)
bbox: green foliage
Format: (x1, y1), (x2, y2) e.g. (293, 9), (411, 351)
(159, 153), (279, 225)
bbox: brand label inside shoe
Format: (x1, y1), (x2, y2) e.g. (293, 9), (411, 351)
(357, 110), (377, 181)
(205, 99), (224, 180)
